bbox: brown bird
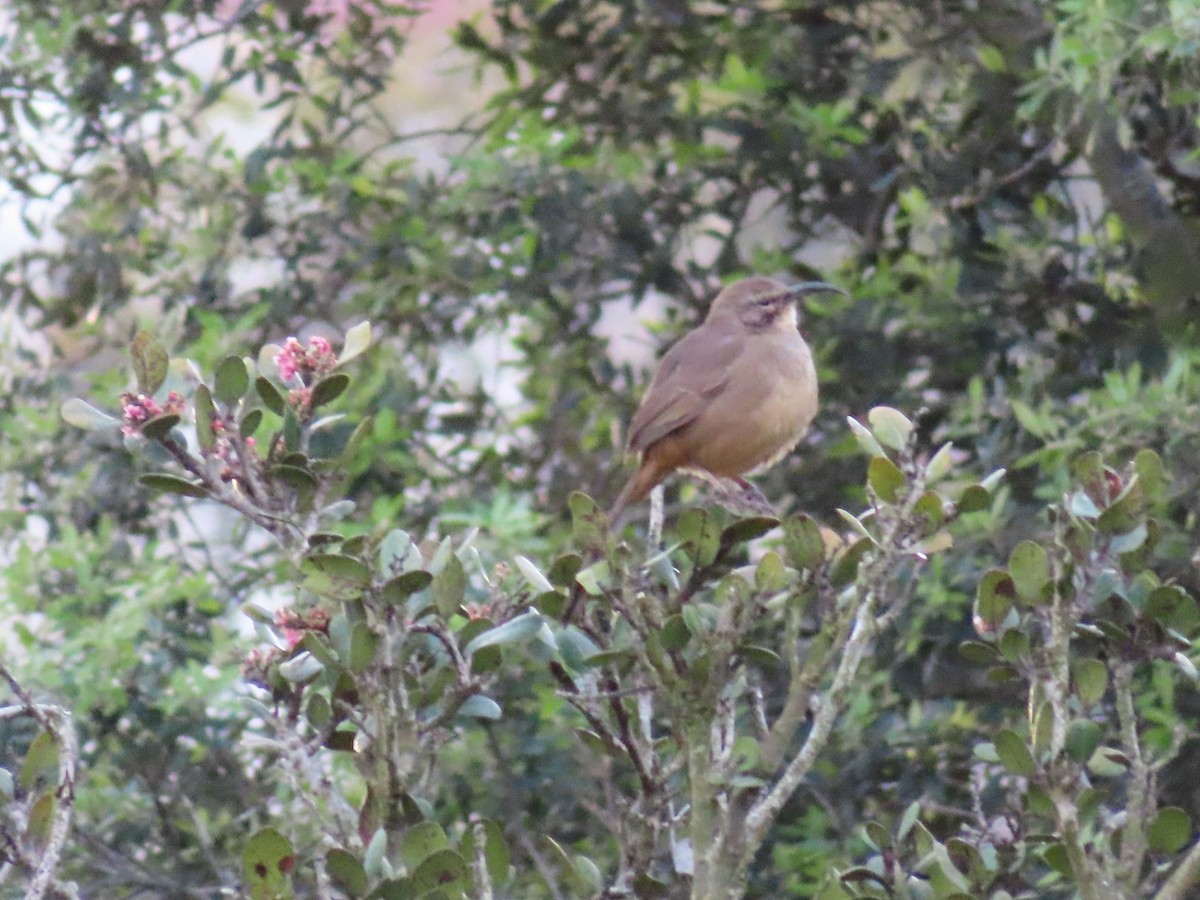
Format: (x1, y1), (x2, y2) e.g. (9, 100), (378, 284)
(610, 276), (846, 523)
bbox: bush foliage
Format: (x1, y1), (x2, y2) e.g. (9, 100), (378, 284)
(2, 1), (1200, 898)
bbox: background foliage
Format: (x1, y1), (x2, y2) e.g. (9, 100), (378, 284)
(2, 0), (1200, 897)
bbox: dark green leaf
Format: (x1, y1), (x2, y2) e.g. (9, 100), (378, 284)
(1065, 720), (1102, 763)
(382, 570), (433, 604)
(1008, 540), (1049, 604)
(720, 515), (779, 547)
(311, 372), (351, 408)
(432, 554), (466, 616)
(993, 729), (1036, 777)
(139, 473), (209, 499)
(256, 376), (285, 415)
(410, 848), (467, 892)
(140, 413), (181, 440)
(1147, 807), (1192, 854)
(782, 514), (824, 570)
(326, 848), (368, 897)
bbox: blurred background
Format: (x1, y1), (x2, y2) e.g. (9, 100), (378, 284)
(2, 0), (1200, 895)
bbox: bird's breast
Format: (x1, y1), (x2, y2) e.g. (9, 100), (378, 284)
(686, 333), (817, 477)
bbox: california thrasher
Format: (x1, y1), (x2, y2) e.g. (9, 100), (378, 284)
(610, 276), (845, 522)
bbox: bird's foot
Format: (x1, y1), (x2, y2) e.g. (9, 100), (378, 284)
(711, 478), (778, 518)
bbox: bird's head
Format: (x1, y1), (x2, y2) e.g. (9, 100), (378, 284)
(708, 276), (847, 332)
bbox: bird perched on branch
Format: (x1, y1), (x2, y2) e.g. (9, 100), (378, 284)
(610, 276), (846, 524)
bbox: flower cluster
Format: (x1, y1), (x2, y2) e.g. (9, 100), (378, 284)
(204, 414), (258, 479)
(241, 647), (282, 687)
(275, 336), (337, 384)
(120, 391), (186, 437)
(274, 606), (331, 649)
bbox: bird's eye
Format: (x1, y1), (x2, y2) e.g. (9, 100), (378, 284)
(757, 296), (773, 306)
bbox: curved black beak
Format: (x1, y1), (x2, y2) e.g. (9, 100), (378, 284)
(787, 281), (848, 298)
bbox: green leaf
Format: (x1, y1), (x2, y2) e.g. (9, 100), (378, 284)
(678, 507), (721, 566)
(432, 554), (466, 617)
(348, 622), (378, 672)
(244, 827), (295, 900)
(340, 321), (372, 364)
(61, 397), (121, 430)
(547, 553), (584, 588)
(867, 406), (914, 451)
(214, 355), (249, 406)
(514, 555), (553, 593)
(194, 385), (216, 452)
(1134, 448), (1166, 504)
(836, 508), (876, 545)
(993, 729), (1036, 778)
(18, 732), (58, 792)
(1071, 451), (1107, 503)
(458, 695), (502, 720)
(1072, 658), (1108, 707)
(269, 464), (318, 492)
(568, 491), (607, 552)
(339, 416), (374, 466)
(977, 44), (1007, 72)
(241, 408), (263, 439)
(660, 615), (690, 651)
(755, 550), (787, 593)
(382, 570), (433, 604)
(326, 848), (368, 897)
(956, 485), (992, 514)
(304, 554), (371, 585)
(139, 473), (209, 499)
(846, 416), (886, 457)
(1010, 399), (1050, 438)
(401, 821), (448, 871)
(1097, 477), (1147, 535)
(575, 561), (610, 595)
(464, 612), (545, 656)
(867, 456), (905, 503)
(720, 516), (779, 547)
(278, 652), (324, 683)
(1065, 720), (1102, 763)
(140, 413), (181, 440)
(256, 376), (286, 415)
(974, 570), (1016, 634)
(1147, 807), (1192, 854)
(958, 640), (999, 664)
(1008, 540), (1049, 604)
(131, 330), (169, 396)
(782, 514), (825, 570)
(411, 848), (468, 892)
(311, 372), (351, 408)
(924, 441), (955, 483)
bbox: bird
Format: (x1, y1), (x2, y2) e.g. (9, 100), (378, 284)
(609, 276), (846, 524)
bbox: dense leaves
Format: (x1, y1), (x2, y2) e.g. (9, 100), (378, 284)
(3, 0), (1200, 898)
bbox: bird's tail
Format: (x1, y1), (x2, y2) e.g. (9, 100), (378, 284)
(608, 461), (666, 530)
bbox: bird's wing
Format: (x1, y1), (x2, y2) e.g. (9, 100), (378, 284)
(627, 325), (743, 452)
